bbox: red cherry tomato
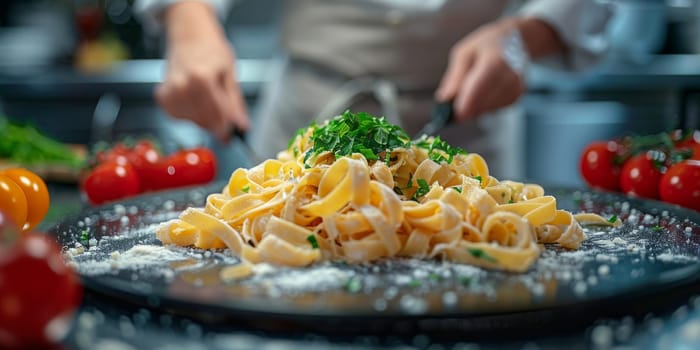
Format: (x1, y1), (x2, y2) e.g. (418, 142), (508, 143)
(619, 151), (664, 199)
(579, 141), (622, 191)
(672, 129), (700, 149)
(95, 142), (130, 165)
(0, 232), (82, 348)
(126, 140), (162, 178)
(141, 147), (217, 191)
(677, 143), (700, 161)
(659, 160), (700, 212)
(82, 160), (141, 205)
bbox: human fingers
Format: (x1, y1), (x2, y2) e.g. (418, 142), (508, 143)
(453, 55), (522, 120)
(156, 74), (197, 121)
(452, 57), (495, 120)
(435, 42), (475, 103)
(157, 69), (229, 138)
(475, 67), (524, 117)
(221, 70), (250, 132)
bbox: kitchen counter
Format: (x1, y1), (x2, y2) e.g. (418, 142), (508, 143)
(5, 55), (700, 98)
(527, 54), (700, 93)
(0, 59), (271, 99)
(40, 183), (700, 350)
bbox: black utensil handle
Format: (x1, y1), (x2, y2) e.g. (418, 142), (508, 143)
(230, 127), (247, 142)
(432, 101), (455, 127)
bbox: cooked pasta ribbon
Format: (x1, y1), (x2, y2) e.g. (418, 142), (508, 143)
(157, 113), (618, 274)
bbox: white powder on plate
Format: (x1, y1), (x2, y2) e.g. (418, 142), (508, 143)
(74, 244), (190, 277)
(656, 252), (699, 264)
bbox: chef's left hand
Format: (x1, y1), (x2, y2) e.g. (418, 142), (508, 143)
(436, 17), (564, 121)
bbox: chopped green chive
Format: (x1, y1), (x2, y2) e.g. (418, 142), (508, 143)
(413, 178), (430, 200)
(241, 185), (250, 193)
(414, 135), (466, 164)
(467, 248), (498, 263)
(346, 277), (362, 293)
(459, 276), (473, 287)
(452, 186), (462, 193)
(408, 280), (422, 288)
(652, 225), (664, 232)
(79, 229), (89, 246)
(404, 173), (414, 190)
(306, 235), (319, 249)
(473, 175), (482, 184)
(508, 199), (514, 204)
(608, 215), (618, 224)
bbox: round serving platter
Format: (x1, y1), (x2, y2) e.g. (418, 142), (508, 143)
(50, 181), (700, 336)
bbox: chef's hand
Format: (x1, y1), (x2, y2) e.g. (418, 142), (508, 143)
(436, 17), (564, 121)
(156, 1), (249, 142)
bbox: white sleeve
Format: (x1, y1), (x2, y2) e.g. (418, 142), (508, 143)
(519, 0), (612, 70)
(133, 0), (237, 34)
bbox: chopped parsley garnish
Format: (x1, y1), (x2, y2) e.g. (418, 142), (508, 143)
(459, 276), (473, 287)
(241, 185), (250, 193)
(473, 175), (482, 184)
(306, 234), (319, 249)
(289, 111), (473, 168)
(404, 173), (414, 189)
(452, 186), (462, 193)
(652, 225), (664, 232)
(508, 199), (514, 204)
(79, 229), (89, 246)
(413, 178), (430, 200)
(303, 110), (410, 164)
(467, 248), (498, 263)
(346, 277), (362, 293)
(414, 135), (466, 164)
(608, 215), (618, 224)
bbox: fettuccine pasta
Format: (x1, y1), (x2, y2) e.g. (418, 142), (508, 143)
(157, 111), (619, 276)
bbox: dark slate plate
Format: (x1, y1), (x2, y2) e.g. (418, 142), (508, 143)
(49, 182), (700, 337)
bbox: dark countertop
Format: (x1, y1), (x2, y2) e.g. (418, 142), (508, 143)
(40, 183), (700, 350)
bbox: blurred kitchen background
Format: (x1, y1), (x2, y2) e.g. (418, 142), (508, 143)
(0, 0), (698, 185)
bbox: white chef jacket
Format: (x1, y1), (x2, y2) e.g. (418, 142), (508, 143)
(135, 0), (610, 179)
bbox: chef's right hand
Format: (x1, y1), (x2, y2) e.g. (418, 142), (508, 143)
(156, 1), (249, 143)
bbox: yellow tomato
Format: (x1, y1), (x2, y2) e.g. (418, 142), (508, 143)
(0, 174), (28, 228)
(0, 168), (50, 231)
